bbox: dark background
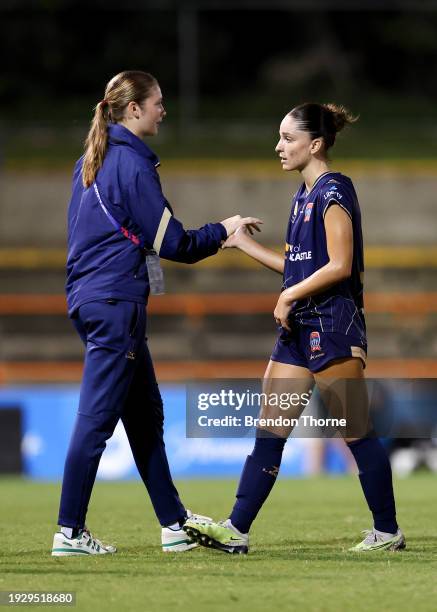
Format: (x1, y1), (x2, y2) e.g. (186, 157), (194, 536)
(1, 0), (437, 160)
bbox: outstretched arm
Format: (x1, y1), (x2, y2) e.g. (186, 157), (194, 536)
(125, 169), (261, 264)
(222, 226), (284, 274)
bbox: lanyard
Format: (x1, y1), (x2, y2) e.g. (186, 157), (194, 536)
(93, 182), (146, 250)
(93, 182), (165, 294)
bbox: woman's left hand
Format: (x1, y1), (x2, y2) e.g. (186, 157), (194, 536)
(274, 291), (294, 331)
(221, 225), (249, 249)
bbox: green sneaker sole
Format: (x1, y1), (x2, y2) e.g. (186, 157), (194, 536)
(51, 548), (92, 556)
(183, 525), (248, 555)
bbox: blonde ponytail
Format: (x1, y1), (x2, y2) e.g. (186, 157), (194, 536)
(82, 100), (109, 188)
(81, 70), (158, 188)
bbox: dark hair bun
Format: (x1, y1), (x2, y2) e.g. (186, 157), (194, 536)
(323, 103), (358, 133)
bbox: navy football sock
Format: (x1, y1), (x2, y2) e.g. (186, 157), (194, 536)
(347, 437), (398, 534)
(229, 433), (286, 534)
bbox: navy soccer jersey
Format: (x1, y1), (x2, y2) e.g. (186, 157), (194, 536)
(283, 171), (366, 342)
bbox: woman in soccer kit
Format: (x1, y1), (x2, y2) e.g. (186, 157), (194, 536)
(51, 70), (261, 556)
(185, 103), (406, 554)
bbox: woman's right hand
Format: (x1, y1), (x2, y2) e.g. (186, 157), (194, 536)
(220, 215), (263, 237)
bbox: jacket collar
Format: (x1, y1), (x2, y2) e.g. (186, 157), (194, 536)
(108, 123), (160, 167)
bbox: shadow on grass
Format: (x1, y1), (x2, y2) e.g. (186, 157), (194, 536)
(3, 537), (436, 574)
(1, 568), (151, 576)
(253, 543), (436, 563)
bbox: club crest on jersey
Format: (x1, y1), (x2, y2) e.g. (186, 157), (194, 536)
(310, 331), (322, 352)
(304, 202), (314, 223)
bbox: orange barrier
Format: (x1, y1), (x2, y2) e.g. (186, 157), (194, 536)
(1, 292), (436, 383)
(1, 359), (437, 384)
(1, 292), (437, 316)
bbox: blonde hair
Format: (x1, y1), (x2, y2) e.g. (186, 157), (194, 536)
(82, 70), (158, 187)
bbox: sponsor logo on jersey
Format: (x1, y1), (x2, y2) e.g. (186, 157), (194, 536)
(304, 202), (314, 222)
(286, 243), (312, 262)
(310, 331), (322, 352)
(323, 189), (342, 201)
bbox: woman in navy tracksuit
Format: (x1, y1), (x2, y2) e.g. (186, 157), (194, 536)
(52, 70), (260, 556)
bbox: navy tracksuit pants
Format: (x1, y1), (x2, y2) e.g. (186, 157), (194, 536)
(57, 299), (186, 529)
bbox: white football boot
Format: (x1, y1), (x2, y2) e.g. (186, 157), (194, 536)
(52, 527), (116, 556)
(162, 509), (213, 552)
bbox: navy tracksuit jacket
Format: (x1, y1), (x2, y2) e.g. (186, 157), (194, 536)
(58, 123), (227, 528)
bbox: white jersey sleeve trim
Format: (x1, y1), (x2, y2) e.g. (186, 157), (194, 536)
(153, 207), (172, 254)
(322, 198), (352, 220)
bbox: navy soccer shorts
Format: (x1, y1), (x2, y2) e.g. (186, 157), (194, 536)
(271, 325), (367, 373)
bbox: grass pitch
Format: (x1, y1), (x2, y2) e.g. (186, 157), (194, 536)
(1, 475), (436, 612)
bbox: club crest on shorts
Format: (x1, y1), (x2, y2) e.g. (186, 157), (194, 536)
(304, 202), (314, 222)
(310, 331), (322, 352)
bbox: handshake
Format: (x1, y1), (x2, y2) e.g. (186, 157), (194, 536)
(220, 215), (263, 249)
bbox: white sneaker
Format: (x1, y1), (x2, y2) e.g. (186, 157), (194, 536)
(161, 509), (213, 553)
(51, 528), (116, 556)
